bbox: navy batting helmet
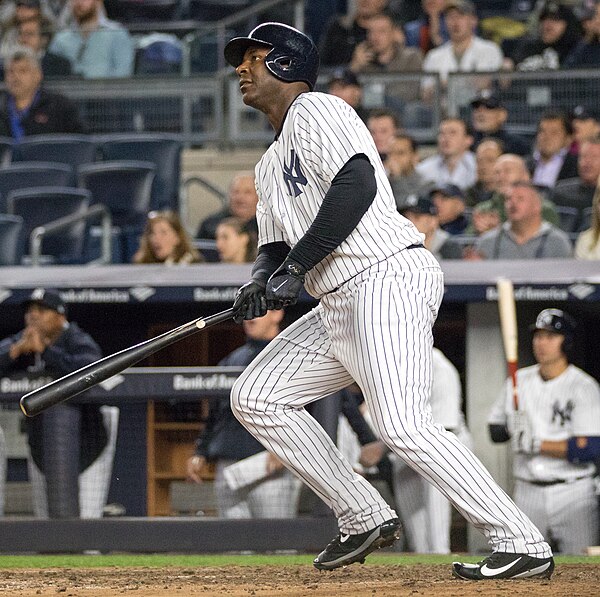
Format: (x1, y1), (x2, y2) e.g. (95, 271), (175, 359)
(530, 308), (576, 357)
(224, 22), (320, 91)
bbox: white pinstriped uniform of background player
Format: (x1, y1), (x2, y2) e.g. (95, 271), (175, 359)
(225, 22), (554, 578)
(488, 309), (600, 554)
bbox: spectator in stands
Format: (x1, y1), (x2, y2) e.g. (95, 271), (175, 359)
(49, 0), (134, 78)
(469, 90), (530, 156)
(326, 67), (369, 122)
(505, 1), (582, 70)
(574, 178), (600, 259)
(421, 0), (503, 102)
(527, 111), (578, 188)
(385, 133), (434, 210)
(564, 1), (600, 67)
(465, 137), (503, 206)
(0, 0), (43, 59)
(319, 0), (389, 67)
(17, 14), (71, 77)
(416, 117), (476, 190)
(570, 105), (600, 155)
(0, 288), (118, 519)
(404, 0), (449, 53)
(349, 12), (423, 105)
(430, 183), (469, 234)
(473, 181), (572, 259)
(186, 309), (301, 519)
(215, 217), (257, 264)
(196, 172), (258, 240)
(367, 108), (401, 161)
(400, 194), (463, 259)
(551, 135), (600, 226)
(133, 210), (202, 265)
(0, 47), (83, 140)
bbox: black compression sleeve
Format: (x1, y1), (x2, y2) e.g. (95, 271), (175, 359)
(251, 241), (290, 285)
(286, 154), (376, 271)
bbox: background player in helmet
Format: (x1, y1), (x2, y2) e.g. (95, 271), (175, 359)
(488, 309), (600, 554)
(225, 22), (554, 579)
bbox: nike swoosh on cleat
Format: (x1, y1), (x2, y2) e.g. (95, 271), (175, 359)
(339, 535), (350, 543)
(480, 557), (522, 577)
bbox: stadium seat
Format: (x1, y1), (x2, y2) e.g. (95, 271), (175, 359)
(0, 213), (24, 265)
(580, 206), (594, 232)
(77, 161), (156, 262)
(0, 136), (12, 166)
(12, 134), (98, 173)
(7, 187), (91, 264)
(555, 205), (580, 233)
(0, 162), (73, 213)
(98, 133), (181, 211)
(194, 238), (219, 262)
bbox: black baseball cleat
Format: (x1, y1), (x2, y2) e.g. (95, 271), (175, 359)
(452, 552), (555, 580)
(313, 518), (401, 571)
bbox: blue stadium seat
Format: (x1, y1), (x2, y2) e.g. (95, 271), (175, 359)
(12, 134), (98, 173)
(0, 213), (24, 265)
(98, 133), (181, 211)
(0, 162), (73, 213)
(7, 187), (91, 264)
(77, 160), (156, 262)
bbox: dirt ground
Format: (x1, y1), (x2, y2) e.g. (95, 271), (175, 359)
(0, 564), (598, 597)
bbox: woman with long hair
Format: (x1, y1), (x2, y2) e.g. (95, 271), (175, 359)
(215, 217), (257, 264)
(133, 210), (202, 264)
(574, 181), (600, 259)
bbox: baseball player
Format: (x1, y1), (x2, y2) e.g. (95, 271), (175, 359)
(225, 22), (554, 579)
(488, 309), (600, 554)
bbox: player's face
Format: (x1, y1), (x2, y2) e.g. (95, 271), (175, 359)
(533, 329), (565, 365)
(148, 218), (180, 261)
(215, 223), (249, 264)
(25, 304), (65, 337)
(236, 46), (279, 110)
(228, 175), (258, 220)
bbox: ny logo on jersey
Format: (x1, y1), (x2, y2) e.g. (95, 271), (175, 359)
(552, 400), (574, 426)
(283, 148), (307, 197)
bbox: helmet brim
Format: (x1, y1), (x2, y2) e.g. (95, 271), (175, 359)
(224, 37), (273, 68)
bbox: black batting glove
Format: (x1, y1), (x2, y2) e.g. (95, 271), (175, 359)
(232, 280), (267, 324)
(265, 259), (306, 309)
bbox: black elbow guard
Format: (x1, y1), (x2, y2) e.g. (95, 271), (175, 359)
(489, 423), (510, 443)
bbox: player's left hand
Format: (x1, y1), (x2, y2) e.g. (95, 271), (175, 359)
(510, 411), (541, 455)
(265, 259), (306, 309)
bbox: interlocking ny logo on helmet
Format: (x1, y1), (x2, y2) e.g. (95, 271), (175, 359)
(224, 22), (320, 91)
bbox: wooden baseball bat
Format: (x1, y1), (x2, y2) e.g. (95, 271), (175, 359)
(497, 278), (519, 410)
(20, 308), (235, 417)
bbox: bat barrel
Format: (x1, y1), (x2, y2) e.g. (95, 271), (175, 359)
(20, 308), (234, 417)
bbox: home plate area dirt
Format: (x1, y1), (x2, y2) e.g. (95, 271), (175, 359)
(0, 564), (598, 596)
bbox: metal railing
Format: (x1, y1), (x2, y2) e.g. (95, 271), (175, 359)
(30, 204), (112, 267)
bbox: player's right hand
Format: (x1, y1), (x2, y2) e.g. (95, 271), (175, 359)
(232, 280), (267, 324)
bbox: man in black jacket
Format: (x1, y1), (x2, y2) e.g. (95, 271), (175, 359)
(0, 288), (117, 519)
(0, 46), (83, 140)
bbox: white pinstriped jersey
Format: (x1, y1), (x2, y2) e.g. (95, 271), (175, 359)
(254, 92), (423, 298)
(488, 364), (600, 482)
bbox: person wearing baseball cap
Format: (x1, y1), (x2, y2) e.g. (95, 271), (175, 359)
(400, 194), (463, 259)
(326, 68), (368, 122)
(470, 90), (531, 156)
(429, 183), (470, 235)
(564, 1), (600, 68)
(506, 1), (582, 71)
(488, 307), (600, 555)
(0, 287), (119, 520)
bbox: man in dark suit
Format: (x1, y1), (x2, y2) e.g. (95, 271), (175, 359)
(551, 135), (600, 229)
(526, 111), (578, 188)
(0, 46), (83, 140)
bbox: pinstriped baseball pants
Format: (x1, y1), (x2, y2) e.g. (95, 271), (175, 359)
(231, 248), (552, 556)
